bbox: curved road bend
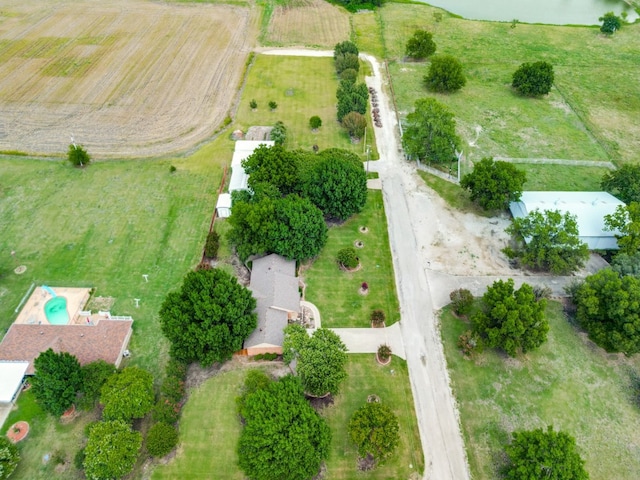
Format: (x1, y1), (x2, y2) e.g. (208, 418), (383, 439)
(262, 49), (471, 480)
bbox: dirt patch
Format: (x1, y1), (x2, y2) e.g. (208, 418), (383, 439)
(0, 0), (257, 158)
(357, 453), (376, 471)
(245, 126), (273, 141)
(306, 393), (334, 411)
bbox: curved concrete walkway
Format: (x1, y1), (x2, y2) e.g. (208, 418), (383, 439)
(330, 322), (406, 360)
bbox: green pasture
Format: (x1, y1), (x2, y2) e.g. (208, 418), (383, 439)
(379, 3), (640, 165)
(234, 54), (379, 160)
(304, 190), (400, 328)
(0, 139), (233, 380)
(442, 302), (640, 479)
(152, 355), (423, 479)
(517, 163), (611, 191)
(352, 10), (386, 59)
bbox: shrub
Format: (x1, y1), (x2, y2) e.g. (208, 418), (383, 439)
(270, 121), (287, 146)
(600, 11), (622, 35)
(0, 437), (19, 479)
(161, 375), (186, 403)
(249, 99), (257, 109)
(73, 447), (85, 470)
(457, 330), (483, 357)
(512, 61), (554, 97)
(341, 111), (367, 139)
(340, 68), (358, 83)
(337, 247), (359, 269)
(377, 344), (392, 361)
(166, 358), (188, 380)
(361, 282), (369, 290)
(204, 230), (220, 259)
(253, 353), (278, 361)
(169, 165), (177, 173)
(532, 285), (552, 301)
(309, 116), (322, 130)
(153, 397), (181, 425)
(68, 144), (91, 167)
(370, 309), (386, 327)
(146, 422), (179, 457)
(449, 288), (473, 316)
(424, 55), (466, 93)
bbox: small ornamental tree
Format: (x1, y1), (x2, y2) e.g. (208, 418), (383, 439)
(604, 202), (640, 255)
(505, 426), (589, 480)
(341, 111), (367, 139)
(146, 422), (179, 457)
(600, 11), (622, 35)
(336, 81), (368, 122)
(337, 247), (359, 269)
(309, 116), (322, 130)
(334, 40), (359, 59)
(0, 437), (19, 480)
(268, 100), (277, 111)
(78, 360), (116, 411)
(402, 98), (460, 164)
(249, 99), (257, 109)
(303, 149), (367, 220)
(461, 157), (526, 211)
(473, 279), (548, 356)
(68, 143), (91, 167)
(506, 209), (589, 274)
(204, 230), (220, 259)
(335, 53), (360, 75)
(450, 288), (474, 316)
(159, 268), (257, 365)
(270, 121), (287, 146)
(340, 68), (358, 83)
(237, 375), (331, 480)
(370, 309), (386, 327)
(83, 420), (142, 480)
(424, 55), (466, 93)
(572, 268), (640, 355)
(283, 325), (348, 396)
(101, 366), (154, 422)
(512, 61), (554, 97)
(405, 29), (436, 60)
(348, 402), (400, 465)
(31, 349), (83, 416)
(601, 163), (640, 204)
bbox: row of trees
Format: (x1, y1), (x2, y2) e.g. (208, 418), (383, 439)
(334, 41), (369, 139)
(229, 146), (367, 261)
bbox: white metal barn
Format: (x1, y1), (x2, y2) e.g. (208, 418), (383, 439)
(215, 193), (232, 218)
(509, 191), (625, 250)
(228, 140), (275, 194)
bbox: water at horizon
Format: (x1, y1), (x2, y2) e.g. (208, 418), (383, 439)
(418, 0), (638, 25)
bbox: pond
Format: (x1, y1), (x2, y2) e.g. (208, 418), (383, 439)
(419, 0), (638, 25)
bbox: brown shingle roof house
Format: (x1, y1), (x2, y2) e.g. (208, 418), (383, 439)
(244, 254), (300, 356)
(0, 319), (133, 375)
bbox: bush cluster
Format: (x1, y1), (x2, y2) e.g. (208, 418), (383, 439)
(449, 288), (473, 316)
(204, 230), (220, 259)
(146, 422), (179, 457)
(153, 358), (188, 425)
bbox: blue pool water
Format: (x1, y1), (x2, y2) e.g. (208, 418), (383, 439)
(44, 297), (70, 325)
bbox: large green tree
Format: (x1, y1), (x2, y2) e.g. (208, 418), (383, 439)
(402, 98), (460, 164)
(229, 195), (327, 261)
(506, 209), (589, 274)
(405, 29), (436, 59)
(461, 157), (526, 211)
(473, 279), (548, 356)
(512, 61), (554, 97)
(83, 420), (142, 480)
(348, 402), (400, 465)
(78, 360), (116, 410)
(0, 437), (19, 480)
(237, 375), (331, 480)
(159, 268), (257, 365)
(242, 144), (299, 196)
(100, 366), (154, 422)
(303, 149), (367, 220)
(604, 202), (640, 254)
(600, 11), (622, 35)
(505, 426), (589, 480)
(571, 268), (640, 355)
(31, 349), (83, 416)
(336, 80), (368, 122)
(601, 164), (640, 204)
(424, 55), (466, 93)
(283, 325), (348, 396)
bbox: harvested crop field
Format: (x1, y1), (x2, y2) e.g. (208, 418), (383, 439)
(266, 0), (350, 47)
(0, 0), (257, 158)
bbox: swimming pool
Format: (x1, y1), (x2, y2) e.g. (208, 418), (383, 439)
(44, 296), (70, 325)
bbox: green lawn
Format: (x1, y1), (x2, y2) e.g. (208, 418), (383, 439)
(234, 54), (379, 160)
(304, 190), (400, 328)
(380, 3), (640, 165)
(151, 355), (424, 479)
(442, 302), (640, 480)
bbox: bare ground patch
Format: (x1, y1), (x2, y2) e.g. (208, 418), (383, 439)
(0, 0), (257, 158)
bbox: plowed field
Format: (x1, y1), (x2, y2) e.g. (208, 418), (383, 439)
(0, 0), (256, 158)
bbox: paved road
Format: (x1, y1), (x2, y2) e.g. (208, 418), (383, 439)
(362, 54), (471, 480)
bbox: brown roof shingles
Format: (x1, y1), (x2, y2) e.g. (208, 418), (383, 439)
(0, 319), (133, 374)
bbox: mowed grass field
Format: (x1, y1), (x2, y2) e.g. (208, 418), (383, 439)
(152, 356), (423, 479)
(442, 302), (640, 479)
(235, 54), (378, 159)
(265, 0), (350, 47)
(0, 0), (256, 158)
(379, 3), (640, 165)
(304, 190), (400, 328)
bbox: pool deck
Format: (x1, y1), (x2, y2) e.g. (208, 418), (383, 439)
(14, 287), (91, 326)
